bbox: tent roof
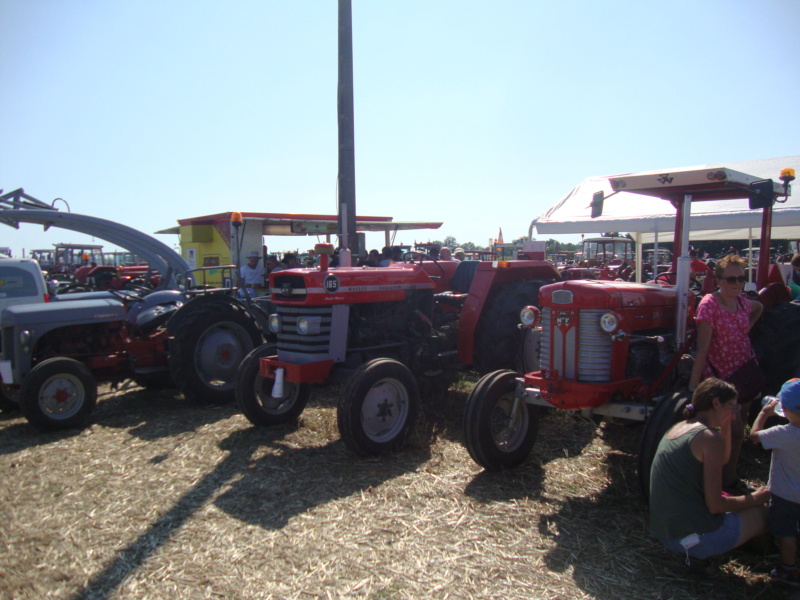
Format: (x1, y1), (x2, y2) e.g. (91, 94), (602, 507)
(530, 156), (800, 243)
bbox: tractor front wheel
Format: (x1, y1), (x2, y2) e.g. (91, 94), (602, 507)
(463, 369), (538, 471)
(19, 358), (97, 431)
(338, 358), (420, 456)
(236, 344), (309, 426)
(637, 391), (691, 500)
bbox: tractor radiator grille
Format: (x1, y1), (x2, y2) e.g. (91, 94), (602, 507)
(540, 308), (612, 382)
(275, 305), (333, 363)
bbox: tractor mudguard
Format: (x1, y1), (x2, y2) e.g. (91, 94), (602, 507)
(167, 293), (250, 334)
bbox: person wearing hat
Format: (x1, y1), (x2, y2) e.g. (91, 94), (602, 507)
(751, 378), (800, 586)
(238, 250), (266, 293)
(454, 248), (466, 261)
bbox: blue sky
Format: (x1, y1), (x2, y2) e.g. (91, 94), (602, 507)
(2, 0), (799, 258)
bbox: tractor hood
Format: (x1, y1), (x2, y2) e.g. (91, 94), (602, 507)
(539, 279), (678, 310)
(270, 265), (435, 305)
(1, 298), (126, 328)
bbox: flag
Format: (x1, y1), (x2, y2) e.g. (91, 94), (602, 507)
(497, 228), (504, 244)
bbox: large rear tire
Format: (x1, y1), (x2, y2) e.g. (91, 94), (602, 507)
(19, 357), (97, 431)
(463, 369), (538, 471)
(751, 301), (800, 395)
(236, 344), (309, 426)
(338, 358), (420, 456)
(473, 279), (548, 374)
(169, 301), (264, 405)
(637, 391), (690, 500)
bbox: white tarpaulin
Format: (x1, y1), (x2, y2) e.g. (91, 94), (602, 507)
(530, 156), (800, 243)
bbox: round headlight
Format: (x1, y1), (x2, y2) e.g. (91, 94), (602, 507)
(519, 305), (541, 328)
(297, 316), (309, 335)
(599, 311), (619, 333)
(268, 314), (281, 333)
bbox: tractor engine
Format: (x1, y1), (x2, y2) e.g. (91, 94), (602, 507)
(525, 279), (688, 410)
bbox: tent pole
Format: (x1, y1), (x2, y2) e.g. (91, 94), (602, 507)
(634, 232), (642, 282)
(675, 195), (692, 347)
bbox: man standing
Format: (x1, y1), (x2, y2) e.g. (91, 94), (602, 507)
(239, 250), (266, 293)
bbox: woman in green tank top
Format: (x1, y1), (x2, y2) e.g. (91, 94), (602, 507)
(650, 379), (770, 564)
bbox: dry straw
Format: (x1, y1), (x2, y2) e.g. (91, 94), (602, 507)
(0, 379), (789, 600)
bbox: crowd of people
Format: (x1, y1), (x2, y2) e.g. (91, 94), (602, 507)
(651, 252), (800, 586)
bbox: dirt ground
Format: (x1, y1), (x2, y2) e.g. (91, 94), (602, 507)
(0, 378), (795, 600)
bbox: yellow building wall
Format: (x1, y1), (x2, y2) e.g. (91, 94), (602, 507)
(179, 224), (233, 288)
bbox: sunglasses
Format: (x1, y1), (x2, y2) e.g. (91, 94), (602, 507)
(718, 275), (746, 284)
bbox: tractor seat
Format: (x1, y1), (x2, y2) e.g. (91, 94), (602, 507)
(449, 260), (479, 294)
(433, 260), (479, 308)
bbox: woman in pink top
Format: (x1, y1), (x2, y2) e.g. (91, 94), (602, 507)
(689, 255), (763, 493)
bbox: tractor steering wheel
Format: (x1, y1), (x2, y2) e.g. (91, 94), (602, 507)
(402, 251), (446, 278)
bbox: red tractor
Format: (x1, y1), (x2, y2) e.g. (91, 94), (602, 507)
(235, 247), (561, 455)
(462, 165), (800, 496)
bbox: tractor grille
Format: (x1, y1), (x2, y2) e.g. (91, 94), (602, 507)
(540, 308), (612, 382)
(275, 305), (333, 363)
(272, 274), (307, 301)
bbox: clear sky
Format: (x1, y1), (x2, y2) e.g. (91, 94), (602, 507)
(1, 0), (799, 258)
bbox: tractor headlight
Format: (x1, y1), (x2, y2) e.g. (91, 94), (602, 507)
(20, 330), (32, 354)
(297, 317), (309, 335)
(297, 316), (321, 335)
(268, 314), (281, 333)
(519, 305), (541, 328)
(599, 311), (621, 334)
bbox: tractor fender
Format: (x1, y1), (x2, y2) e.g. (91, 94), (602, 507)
(167, 293), (272, 340)
(456, 261), (560, 368)
(167, 293), (252, 335)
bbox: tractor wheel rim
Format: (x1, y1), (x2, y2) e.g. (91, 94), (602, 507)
(490, 392), (528, 452)
(38, 374), (84, 419)
(195, 323), (252, 388)
(361, 378), (409, 442)
(255, 378), (295, 413)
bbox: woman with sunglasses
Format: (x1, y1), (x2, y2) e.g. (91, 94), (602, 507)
(689, 254), (764, 494)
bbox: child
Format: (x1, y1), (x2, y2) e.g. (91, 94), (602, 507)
(751, 378), (800, 586)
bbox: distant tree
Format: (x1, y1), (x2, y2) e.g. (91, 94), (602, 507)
(443, 235), (458, 248)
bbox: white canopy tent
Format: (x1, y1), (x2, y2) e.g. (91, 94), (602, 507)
(529, 156), (799, 283)
(530, 156), (800, 244)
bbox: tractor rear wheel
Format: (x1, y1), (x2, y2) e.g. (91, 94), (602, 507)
(463, 369), (538, 471)
(236, 344), (309, 426)
(19, 357), (97, 431)
(338, 358), (420, 456)
(474, 279), (547, 374)
(751, 301), (800, 396)
(169, 301), (264, 405)
(637, 391), (691, 501)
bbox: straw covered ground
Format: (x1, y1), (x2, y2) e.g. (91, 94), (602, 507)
(0, 377), (795, 600)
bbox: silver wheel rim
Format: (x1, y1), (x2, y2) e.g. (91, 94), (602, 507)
(490, 391), (528, 452)
(38, 373), (85, 419)
(195, 323), (253, 389)
(361, 378), (409, 443)
(254, 377), (296, 415)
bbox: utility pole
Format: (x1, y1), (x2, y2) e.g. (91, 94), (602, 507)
(337, 0), (358, 263)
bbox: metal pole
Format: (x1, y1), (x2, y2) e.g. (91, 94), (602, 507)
(337, 0), (358, 262)
(675, 194), (692, 347)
